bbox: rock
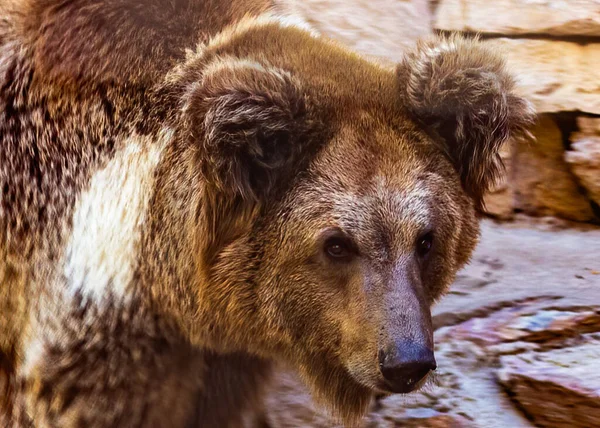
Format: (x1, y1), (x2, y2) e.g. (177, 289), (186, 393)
(375, 408), (472, 427)
(485, 39), (600, 115)
(273, 0), (431, 63)
(512, 115), (596, 222)
(482, 141), (515, 219)
(400, 414), (468, 427)
(437, 301), (600, 348)
(433, 0), (463, 32)
(576, 117), (600, 136)
(435, 0), (600, 36)
(435, 218), (600, 324)
(498, 339), (600, 427)
(500, 309), (600, 343)
(565, 130), (600, 205)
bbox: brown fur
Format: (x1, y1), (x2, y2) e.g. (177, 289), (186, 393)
(398, 34), (534, 206)
(0, 1), (534, 426)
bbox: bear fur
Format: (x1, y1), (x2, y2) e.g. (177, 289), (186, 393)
(0, 0), (534, 426)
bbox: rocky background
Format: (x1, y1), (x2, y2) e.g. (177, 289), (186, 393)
(265, 1), (600, 427)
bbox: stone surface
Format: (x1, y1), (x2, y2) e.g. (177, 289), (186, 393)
(372, 408), (472, 427)
(437, 305), (600, 348)
(273, 0), (431, 63)
(576, 117), (600, 136)
(482, 141), (515, 219)
(498, 340), (600, 427)
(512, 115), (595, 222)
(435, 0), (600, 36)
(485, 39), (600, 115)
(566, 119), (600, 206)
(435, 217), (600, 320)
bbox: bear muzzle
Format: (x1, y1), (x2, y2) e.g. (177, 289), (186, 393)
(377, 340), (436, 394)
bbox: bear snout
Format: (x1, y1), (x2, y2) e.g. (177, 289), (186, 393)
(377, 341), (436, 394)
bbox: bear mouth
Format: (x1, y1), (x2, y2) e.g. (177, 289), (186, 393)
(375, 372), (431, 394)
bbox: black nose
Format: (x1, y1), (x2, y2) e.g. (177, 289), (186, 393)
(378, 341), (436, 393)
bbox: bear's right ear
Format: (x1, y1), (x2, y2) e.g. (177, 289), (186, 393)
(180, 58), (319, 202)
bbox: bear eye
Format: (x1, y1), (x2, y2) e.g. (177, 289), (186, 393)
(324, 236), (354, 261)
(416, 231), (434, 257)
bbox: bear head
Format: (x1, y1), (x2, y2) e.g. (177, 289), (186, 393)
(165, 27), (534, 425)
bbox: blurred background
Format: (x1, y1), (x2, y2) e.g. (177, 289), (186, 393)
(264, 1), (600, 427)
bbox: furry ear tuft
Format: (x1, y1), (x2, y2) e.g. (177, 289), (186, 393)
(182, 58), (317, 201)
(398, 34), (535, 206)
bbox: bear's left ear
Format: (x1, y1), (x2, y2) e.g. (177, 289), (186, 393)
(397, 35), (535, 206)
(182, 58), (320, 201)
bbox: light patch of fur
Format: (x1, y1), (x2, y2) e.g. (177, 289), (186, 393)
(63, 130), (172, 303)
(388, 179), (433, 229)
(20, 334), (44, 378)
(406, 37), (460, 108)
(202, 57), (270, 79)
(336, 178), (433, 247)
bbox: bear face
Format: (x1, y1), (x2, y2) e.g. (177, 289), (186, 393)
(245, 121), (477, 419)
(162, 25), (534, 423)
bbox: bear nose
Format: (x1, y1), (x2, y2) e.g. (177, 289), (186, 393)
(378, 341), (436, 393)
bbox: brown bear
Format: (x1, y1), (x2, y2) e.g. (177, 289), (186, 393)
(0, 0), (534, 426)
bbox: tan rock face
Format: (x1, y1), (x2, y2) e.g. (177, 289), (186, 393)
(566, 118), (600, 206)
(498, 340), (600, 428)
(513, 115), (596, 222)
(435, 0), (600, 36)
(430, 3), (600, 222)
(576, 117), (600, 135)
(273, 0), (432, 63)
(482, 141), (515, 219)
(567, 136), (600, 207)
(485, 39), (600, 115)
(378, 411), (472, 427)
(439, 305), (600, 348)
